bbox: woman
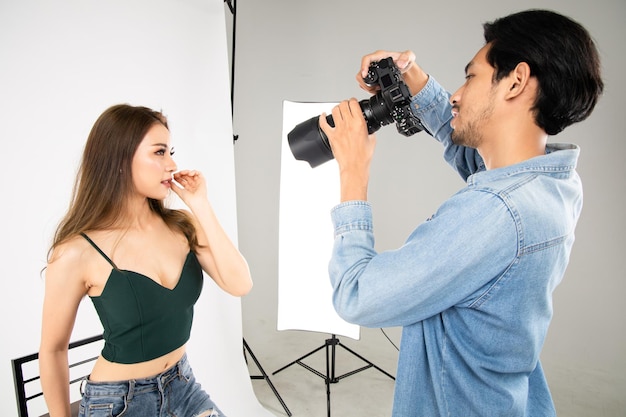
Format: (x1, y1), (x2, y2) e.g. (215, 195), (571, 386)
(39, 104), (252, 417)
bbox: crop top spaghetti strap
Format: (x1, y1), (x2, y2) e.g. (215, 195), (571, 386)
(81, 233), (203, 364)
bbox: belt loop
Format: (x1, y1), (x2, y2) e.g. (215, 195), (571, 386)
(127, 380), (135, 401)
(79, 376), (87, 395)
(177, 360), (183, 379)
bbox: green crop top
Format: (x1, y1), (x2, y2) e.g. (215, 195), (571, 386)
(81, 233), (203, 364)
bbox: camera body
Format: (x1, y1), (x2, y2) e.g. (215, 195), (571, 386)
(360, 57), (424, 137)
(287, 57), (425, 168)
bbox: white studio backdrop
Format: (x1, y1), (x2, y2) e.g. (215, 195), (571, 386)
(278, 101), (360, 340)
(0, 1), (273, 416)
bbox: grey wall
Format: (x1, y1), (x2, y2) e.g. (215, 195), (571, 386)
(232, 0), (625, 415)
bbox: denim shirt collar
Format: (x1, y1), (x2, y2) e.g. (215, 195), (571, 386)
(467, 143), (580, 187)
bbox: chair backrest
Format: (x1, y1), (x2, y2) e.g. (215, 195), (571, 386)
(11, 334), (104, 417)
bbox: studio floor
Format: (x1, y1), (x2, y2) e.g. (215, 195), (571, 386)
(244, 327), (401, 417)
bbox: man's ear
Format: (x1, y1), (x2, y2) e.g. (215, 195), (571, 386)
(505, 62), (532, 100)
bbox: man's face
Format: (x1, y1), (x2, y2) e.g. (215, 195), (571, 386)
(449, 44), (498, 148)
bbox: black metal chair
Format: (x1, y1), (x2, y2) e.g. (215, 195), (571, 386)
(11, 334), (104, 417)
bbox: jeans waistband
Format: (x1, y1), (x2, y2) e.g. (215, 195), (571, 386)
(81, 353), (190, 398)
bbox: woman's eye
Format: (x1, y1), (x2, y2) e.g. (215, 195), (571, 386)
(155, 146), (173, 156)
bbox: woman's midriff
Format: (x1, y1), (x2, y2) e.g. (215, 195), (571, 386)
(88, 345), (187, 381)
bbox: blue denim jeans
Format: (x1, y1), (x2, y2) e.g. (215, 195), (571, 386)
(78, 354), (223, 417)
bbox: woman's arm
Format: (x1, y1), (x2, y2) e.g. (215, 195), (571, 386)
(39, 242), (88, 417)
(172, 170), (253, 296)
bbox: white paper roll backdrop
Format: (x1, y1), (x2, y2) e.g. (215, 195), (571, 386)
(278, 101), (360, 340)
(0, 1), (273, 416)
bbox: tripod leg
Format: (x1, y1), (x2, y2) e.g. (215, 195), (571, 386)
(330, 336), (337, 383)
(338, 341), (395, 380)
(243, 339), (293, 416)
(326, 341), (331, 417)
(273, 344), (326, 375)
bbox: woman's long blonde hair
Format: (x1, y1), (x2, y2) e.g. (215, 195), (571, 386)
(50, 104), (199, 257)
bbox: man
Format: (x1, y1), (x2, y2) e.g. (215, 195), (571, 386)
(319, 9), (603, 417)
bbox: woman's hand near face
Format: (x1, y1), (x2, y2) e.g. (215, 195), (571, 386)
(171, 170), (207, 207)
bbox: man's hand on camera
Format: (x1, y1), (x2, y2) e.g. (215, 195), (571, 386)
(356, 50), (429, 96)
(320, 99), (375, 202)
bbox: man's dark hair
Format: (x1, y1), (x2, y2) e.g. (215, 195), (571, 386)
(483, 9), (604, 135)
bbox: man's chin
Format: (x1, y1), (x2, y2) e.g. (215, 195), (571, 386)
(451, 131), (463, 146)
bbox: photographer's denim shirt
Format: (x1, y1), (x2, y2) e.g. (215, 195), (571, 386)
(329, 76), (582, 416)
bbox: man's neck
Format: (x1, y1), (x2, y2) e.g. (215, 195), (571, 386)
(478, 123), (548, 170)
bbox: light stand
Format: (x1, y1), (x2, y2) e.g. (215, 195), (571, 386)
(272, 334), (395, 417)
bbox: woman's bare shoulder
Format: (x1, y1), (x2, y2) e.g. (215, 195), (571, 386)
(49, 234), (92, 264)
(46, 233), (107, 281)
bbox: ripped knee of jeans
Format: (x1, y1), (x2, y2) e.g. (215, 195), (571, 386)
(196, 410), (220, 417)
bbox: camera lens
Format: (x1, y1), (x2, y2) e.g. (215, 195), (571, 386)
(361, 94), (394, 135)
(287, 114), (335, 168)
(287, 93), (394, 168)
(287, 57), (422, 168)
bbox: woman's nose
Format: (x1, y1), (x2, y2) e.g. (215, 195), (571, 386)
(166, 155), (177, 172)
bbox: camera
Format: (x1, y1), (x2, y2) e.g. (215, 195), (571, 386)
(287, 57), (425, 168)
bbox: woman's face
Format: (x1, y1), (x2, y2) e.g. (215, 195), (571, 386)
(131, 123), (177, 200)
